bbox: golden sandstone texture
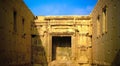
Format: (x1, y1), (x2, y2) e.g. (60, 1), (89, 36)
(0, 0), (120, 66)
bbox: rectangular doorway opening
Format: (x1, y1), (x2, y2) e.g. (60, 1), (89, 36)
(52, 36), (71, 61)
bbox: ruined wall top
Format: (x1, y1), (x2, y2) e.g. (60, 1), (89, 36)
(34, 16), (91, 22)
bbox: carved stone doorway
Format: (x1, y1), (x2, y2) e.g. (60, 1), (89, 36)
(52, 36), (71, 61)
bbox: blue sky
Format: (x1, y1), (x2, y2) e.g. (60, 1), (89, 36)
(23, 0), (98, 16)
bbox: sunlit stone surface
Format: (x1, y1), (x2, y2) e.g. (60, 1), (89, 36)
(0, 0), (120, 66)
(32, 16), (92, 66)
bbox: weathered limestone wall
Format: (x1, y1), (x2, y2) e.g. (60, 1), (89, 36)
(32, 16), (92, 66)
(0, 0), (34, 66)
(1, 0), (119, 66)
(31, 16), (48, 66)
(91, 0), (120, 65)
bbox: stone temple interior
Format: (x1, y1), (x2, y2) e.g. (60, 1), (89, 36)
(0, 0), (120, 66)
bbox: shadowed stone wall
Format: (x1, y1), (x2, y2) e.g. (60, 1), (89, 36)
(0, 0), (34, 66)
(91, 0), (120, 65)
(1, 0), (120, 66)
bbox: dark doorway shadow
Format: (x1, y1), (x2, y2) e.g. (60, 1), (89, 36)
(52, 36), (71, 61)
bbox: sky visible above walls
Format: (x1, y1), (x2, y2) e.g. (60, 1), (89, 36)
(23, 0), (98, 16)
